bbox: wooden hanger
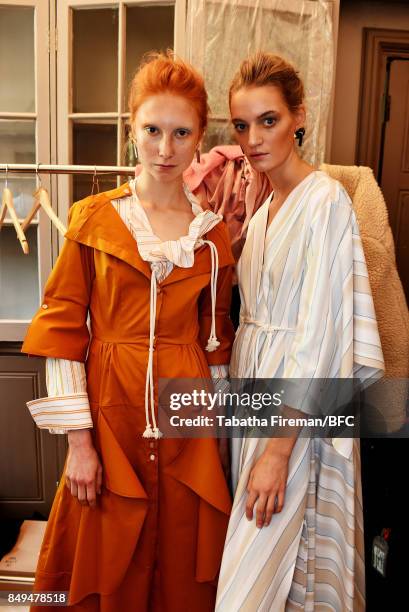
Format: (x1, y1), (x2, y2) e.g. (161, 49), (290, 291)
(0, 167), (29, 254)
(91, 166), (100, 195)
(21, 166), (67, 236)
(21, 187), (67, 236)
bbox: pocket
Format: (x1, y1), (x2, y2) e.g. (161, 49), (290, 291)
(85, 339), (104, 404)
(286, 519), (309, 609)
(89, 341), (128, 407)
(297, 519), (309, 572)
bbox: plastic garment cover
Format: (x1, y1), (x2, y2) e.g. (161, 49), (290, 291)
(186, 0), (335, 165)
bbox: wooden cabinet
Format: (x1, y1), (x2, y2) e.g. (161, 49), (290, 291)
(0, 345), (66, 519)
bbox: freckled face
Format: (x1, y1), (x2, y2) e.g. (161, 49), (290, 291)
(133, 94), (201, 182)
(230, 85), (304, 173)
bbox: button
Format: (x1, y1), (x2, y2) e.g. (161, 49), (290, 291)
(41, 304), (48, 309)
(149, 454), (155, 461)
(157, 286), (161, 294)
(149, 442), (155, 448)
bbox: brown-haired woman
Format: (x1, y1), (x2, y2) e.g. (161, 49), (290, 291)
(22, 52), (234, 611)
(215, 52), (384, 611)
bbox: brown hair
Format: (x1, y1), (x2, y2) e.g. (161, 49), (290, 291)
(129, 50), (209, 134)
(229, 52), (304, 112)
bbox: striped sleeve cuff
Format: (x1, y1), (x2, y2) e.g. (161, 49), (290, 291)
(27, 393), (93, 433)
(210, 364), (230, 396)
(209, 364), (229, 379)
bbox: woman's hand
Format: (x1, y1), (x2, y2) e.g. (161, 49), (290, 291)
(245, 437), (296, 528)
(65, 430), (103, 508)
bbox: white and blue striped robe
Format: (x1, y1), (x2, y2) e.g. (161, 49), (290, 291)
(216, 171), (384, 612)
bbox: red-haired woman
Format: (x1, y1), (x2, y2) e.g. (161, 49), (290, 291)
(22, 52), (234, 611)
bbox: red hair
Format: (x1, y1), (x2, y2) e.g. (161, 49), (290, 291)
(129, 51), (209, 134)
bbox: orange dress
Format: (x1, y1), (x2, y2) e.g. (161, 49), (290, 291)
(22, 183), (235, 611)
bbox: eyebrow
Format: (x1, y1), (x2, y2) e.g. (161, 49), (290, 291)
(232, 110), (278, 122)
(142, 123), (192, 129)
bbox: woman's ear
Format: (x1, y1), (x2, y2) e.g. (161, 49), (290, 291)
(294, 104), (306, 131)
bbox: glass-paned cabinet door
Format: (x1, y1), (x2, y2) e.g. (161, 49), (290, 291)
(0, 0), (51, 341)
(57, 0), (186, 222)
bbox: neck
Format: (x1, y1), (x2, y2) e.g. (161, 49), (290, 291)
(135, 168), (187, 210)
(265, 149), (314, 199)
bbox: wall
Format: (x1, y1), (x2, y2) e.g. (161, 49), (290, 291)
(330, 0), (409, 165)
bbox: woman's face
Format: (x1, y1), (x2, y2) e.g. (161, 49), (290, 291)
(230, 85), (305, 174)
(133, 94), (201, 182)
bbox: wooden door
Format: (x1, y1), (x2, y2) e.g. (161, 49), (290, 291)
(380, 59), (409, 303)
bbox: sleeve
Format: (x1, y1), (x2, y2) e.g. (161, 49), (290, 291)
(280, 194), (357, 419)
(21, 232), (95, 362)
(283, 197), (353, 381)
(282, 189), (384, 419)
(209, 364), (229, 379)
(198, 263), (235, 366)
(26, 358), (93, 434)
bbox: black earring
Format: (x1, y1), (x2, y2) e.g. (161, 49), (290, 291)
(294, 127), (305, 147)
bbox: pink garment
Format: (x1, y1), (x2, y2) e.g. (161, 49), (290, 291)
(135, 145), (271, 262)
(184, 146), (271, 261)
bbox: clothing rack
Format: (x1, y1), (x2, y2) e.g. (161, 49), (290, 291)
(0, 164), (135, 253)
(0, 163), (134, 176)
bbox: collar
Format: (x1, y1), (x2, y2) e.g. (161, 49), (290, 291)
(127, 178), (223, 268)
(65, 183), (234, 284)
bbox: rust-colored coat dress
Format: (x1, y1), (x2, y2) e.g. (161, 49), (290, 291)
(22, 184), (235, 611)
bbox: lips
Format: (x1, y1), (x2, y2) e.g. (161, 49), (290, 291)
(249, 152), (268, 158)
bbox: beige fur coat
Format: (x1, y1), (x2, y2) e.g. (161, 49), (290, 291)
(321, 164), (409, 379)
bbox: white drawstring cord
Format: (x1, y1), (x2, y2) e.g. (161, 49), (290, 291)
(143, 265), (163, 439)
(241, 317), (295, 377)
(142, 239), (220, 437)
(200, 239), (220, 352)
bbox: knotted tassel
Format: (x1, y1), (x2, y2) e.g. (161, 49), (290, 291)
(206, 335), (220, 352)
(143, 425), (154, 438)
(202, 239), (220, 354)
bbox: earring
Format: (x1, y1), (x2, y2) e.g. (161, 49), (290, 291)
(133, 141), (139, 162)
(294, 127), (305, 147)
(196, 149), (201, 164)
